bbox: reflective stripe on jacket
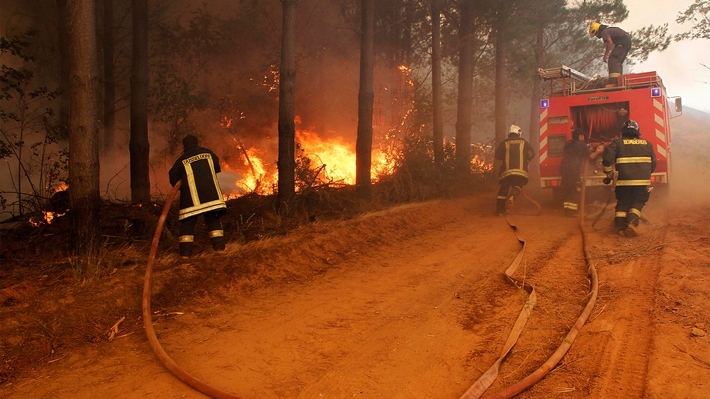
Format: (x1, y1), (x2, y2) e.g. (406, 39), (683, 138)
(602, 135), (656, 186)
(169, 147), (226, 220)
(496, 136), (535, 180)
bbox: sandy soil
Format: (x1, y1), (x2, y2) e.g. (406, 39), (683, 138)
(1, 183), (708, 398)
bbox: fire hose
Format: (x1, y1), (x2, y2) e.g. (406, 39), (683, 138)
(142, 181), (243, 399)
(461, 164), (600, 399)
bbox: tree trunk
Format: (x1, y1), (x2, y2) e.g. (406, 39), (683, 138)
(356, 0), (375, 197)
(103, 0), (116, 152)
(431, 0), (444, 167)
(494, 8), (508, 148)
(277, 0), (297, 210)
(455, 1), (475, 173)
(130, 0), (150, 204)
(67, 0), (101, 258)
(56, 0), (71, 138)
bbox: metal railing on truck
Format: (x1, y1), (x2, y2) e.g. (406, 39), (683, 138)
(538, 65), (664, 97)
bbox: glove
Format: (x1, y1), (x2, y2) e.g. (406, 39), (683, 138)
(603, 172), (613, 185)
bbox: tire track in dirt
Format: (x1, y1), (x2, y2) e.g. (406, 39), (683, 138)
(581, 211), (666, 399)
(476, 213), (594, 395)
(523, 207), (667, 399)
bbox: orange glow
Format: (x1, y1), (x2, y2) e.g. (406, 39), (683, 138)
(471, 155), (493, 174)
(226, 128), (395, 198)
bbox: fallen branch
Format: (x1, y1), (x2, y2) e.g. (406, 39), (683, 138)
(108, 316), (126, 341)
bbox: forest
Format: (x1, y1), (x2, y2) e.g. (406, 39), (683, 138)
(0, 0), (704, 272)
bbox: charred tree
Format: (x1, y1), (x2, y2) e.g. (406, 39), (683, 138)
(493, 6), (508, 148)
(454, 0), (475, 174)
(130, 0), (150, 204)
(102, 0), (116, 152)
(431, 0), (444, 167)
(56, 0), (71, 136)
(356, 0), (375, 197)
(67, 0), (101, 259)
(277, 0), (298, 210)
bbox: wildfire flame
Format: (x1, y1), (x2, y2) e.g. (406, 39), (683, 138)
(226, 127), (395, 198)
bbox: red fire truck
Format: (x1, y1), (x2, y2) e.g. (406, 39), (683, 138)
(537, 66), (680, 198)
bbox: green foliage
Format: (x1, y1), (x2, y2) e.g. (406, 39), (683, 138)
(149, 6), (224, 152)
(630, 24), (671, 63)
(0, 31), (66, 217)
(675, 0), (710, 40)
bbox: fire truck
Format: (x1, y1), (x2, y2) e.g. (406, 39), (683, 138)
(537, 65), (680, 198)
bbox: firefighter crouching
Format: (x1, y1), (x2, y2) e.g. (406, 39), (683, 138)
(495, 124), (535, 215)
(602, 120), (656, 237)
(169, 135), (227, 258)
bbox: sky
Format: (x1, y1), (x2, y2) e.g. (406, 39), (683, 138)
(622, 0), (710, 112)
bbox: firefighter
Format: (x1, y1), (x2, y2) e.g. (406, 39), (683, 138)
(495, 124), (535, 215)
(602, 120), (656, 237)
(560, 128), (604, 217)
(169, 135), (227, 257)
(589, 22), (631, 87)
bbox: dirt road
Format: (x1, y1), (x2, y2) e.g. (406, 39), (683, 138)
(1, 188), (709, 399)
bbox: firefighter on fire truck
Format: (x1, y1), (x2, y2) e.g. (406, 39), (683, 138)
(589, 22), (631, 87)
(169, 135), (228, 258)
(561, 128), (604, 217)
(602, 120), (656, 237)
(495, 124), (535, 215)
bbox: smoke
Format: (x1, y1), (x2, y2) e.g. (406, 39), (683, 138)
(663, 107), (710, 207)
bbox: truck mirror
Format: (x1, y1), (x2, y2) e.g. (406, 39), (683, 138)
(675, 97), (682, 112)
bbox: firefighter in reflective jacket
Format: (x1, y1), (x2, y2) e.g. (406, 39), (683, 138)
(169, 135), (227, 257)
(495, 124), (535, 215)
(602, 120), (656, 237)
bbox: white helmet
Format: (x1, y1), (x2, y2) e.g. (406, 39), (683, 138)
(509, 124), (522, 136)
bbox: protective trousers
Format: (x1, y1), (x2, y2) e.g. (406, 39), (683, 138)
(178, 211), (226, 257)
(497, 175), (528, 214)
(561, 170), (583, 216)
(614, 186), (649, 230)
(608, 35), (631, 85)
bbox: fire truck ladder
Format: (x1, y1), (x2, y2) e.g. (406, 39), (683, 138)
(538, 65), (596, 96)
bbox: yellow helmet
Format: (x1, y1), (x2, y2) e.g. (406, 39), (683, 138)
(589, 22), (601, 37)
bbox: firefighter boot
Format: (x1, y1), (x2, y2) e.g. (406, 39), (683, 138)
(496, 197), (507, 215)
(625, 213), (641, 237)
(179, 235), (194, 258)
(179, 242), (193, 259)
(614, 216), (627, 236)
(209, 230), (226, 251)
(211, 236), (226, 251)
(606, 74), (620, 88)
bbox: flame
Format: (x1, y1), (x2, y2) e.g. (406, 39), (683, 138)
(236, 147), (277, 195)
(227, 128), (395, 198)
(29, 210), (66, 227)
(471, 154), (493, 174)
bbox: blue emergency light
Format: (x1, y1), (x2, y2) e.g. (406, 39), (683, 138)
(651, 87), (661, 97)
(540, 99), (549, 108)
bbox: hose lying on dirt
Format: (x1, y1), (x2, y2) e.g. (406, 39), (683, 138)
(458, 214), (537, 399)
(461, 165), (600, 399)
(142, 181), (243, 399)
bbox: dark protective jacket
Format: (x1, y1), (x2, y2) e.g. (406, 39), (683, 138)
(169, 146), (226, 220)
(597, 26), (629, 45)
(561, 139), (591, 179)
(602, 133), (656, 186)
(496, 134), (535, 180)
